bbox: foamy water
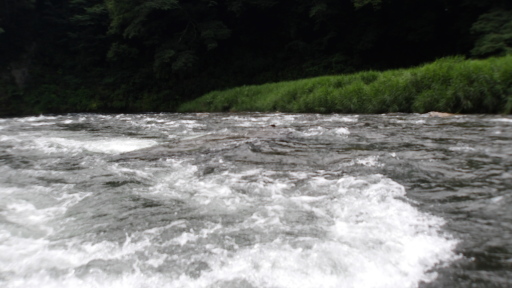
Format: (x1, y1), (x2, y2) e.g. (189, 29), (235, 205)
(1, 113), (511, 287)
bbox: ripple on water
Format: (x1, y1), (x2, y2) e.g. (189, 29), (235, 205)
(0, 113), (510, 288)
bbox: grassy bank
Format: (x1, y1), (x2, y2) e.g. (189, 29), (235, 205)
(178, 56), (512, 114)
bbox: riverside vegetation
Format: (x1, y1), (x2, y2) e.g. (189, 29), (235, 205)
(1, 1), (512, 116)
(178, 55), (512, 114)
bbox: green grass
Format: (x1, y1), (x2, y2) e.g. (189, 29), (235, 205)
(178, 55), (512, 114)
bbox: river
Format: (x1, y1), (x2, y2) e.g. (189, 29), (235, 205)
(0, 113), (511, 288)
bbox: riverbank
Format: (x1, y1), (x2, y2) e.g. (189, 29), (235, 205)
(178, 55), (512, 114)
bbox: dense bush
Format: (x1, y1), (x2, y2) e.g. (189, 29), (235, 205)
(178, 56), (512, 114)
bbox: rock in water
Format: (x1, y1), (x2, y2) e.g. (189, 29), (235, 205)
(427, 111), (456, 117)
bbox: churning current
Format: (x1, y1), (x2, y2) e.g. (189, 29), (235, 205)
(0, 113), (511, 288)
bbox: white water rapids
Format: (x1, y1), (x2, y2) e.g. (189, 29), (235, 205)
(2, 113), (510, 287)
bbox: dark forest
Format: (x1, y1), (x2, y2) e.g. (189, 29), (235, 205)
(1, 0), (511, 115)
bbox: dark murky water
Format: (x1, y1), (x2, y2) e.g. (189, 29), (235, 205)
(0, 113), (511, 287)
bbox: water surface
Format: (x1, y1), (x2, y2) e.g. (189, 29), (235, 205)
(0, 113), (511, 287)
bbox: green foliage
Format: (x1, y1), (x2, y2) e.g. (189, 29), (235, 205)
(352, 0), (382, 9)
(107, 42), (139, 61)
(70, 1), (108, 25)
(153, 49), (176, 77)
(199, 21), (231, 50)
(2, 0), (511, 116)
(104, 0), (231, 78)
(106, 0), (180, 38)
(64, 1), (111, 68)
(171, 51), (197, 72)
(179, 55), (512, 114)
(0, 81), (23, 116)
(471, 9), (512, 57)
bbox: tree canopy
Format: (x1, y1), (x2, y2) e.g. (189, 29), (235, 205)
(1, 0), (511, 115)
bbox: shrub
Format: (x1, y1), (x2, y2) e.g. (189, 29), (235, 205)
(178, 55), (512, 114)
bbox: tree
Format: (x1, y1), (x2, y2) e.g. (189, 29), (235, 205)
(0, 0), (37, 64)
(352, 0), (382, 9)
(67, 0), (110, 67)
(471, 9), (512, 57)
(105, 0), (230, 78)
